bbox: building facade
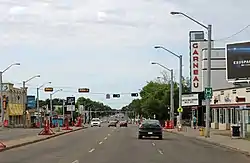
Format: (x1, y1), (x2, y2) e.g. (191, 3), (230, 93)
(211, 86), (250, 131)
(2, 83), (25, 127)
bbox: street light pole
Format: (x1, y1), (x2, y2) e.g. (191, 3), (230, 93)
(151, 62), (174, 122)
(171, 11), (212, 137)
(49, 89), (63, 119)
(37, 82), (51, 128)
(0, 63), (20, 129)
(154, 46), (183, 122)
(22, 75), (40, 128)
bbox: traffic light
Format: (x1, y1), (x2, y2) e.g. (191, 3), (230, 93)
(78, 88), (90, 93)
(44, 87), (53, 92)
(131, 93), (138, 97)
(113, 94), (120, 98)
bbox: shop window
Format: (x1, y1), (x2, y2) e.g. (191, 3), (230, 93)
(232, 89), (237, 94)
(246, 88), (250, 93)
(220, 91), (224, 95)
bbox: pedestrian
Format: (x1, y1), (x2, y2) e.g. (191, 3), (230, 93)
(193, 115), (197, 129)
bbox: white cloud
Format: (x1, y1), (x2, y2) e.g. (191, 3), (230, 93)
(1, 0), (250, 108)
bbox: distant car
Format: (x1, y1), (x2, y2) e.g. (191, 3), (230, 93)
(108, 120), (117, 127)
(138, 120), (162, 140)
(119, 120), (128, 127)
(91, 118), (101, 127)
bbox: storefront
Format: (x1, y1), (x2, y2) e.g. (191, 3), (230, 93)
(211, 87), (250, 131)
(2, 83), (25, 127)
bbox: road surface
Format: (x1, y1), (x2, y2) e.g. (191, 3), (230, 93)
(0, 124), (250, 163)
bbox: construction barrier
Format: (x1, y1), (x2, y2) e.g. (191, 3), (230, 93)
(164, 120), (174, 129)
(75, 117), (83, 127)
(38, 118), (55, 135)
(62, 118), (73, 130)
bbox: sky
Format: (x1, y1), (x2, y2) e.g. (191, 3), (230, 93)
(1, 0), (250, 109)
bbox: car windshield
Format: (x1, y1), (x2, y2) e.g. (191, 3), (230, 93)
(92, 119), (100, 122)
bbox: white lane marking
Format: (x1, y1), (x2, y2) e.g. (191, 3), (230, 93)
(99, 141), (103, 144)
(104, 137), (108, 140)
(108, 134), (111, 136)
(152, 143), (155, 146)
(72, 160), (79, 163)
(158, 149), (163, 155)
(89, 148), (95, 153)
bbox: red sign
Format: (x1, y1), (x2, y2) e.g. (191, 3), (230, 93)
(192, 43), (199, 89)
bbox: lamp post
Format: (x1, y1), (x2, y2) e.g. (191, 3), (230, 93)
(171, 11), (212, 137)
(154, 46), (183, 123)
(151, 62), (174, 123)
(23, 75), (40, 128)
(37, 82), (51, 128)
(49, 89), (63, 118)
(0, 63), (20, 129)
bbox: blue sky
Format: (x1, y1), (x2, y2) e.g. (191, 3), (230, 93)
(1, 0), (250, 109)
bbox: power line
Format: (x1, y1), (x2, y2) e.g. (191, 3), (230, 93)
(214, 24), (250, 42)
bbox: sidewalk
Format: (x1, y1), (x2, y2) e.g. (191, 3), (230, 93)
(165, 127), (250, 156)
(0, 126), (87, 152)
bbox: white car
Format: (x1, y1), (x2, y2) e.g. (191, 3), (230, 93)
(91, 118), (101, 127)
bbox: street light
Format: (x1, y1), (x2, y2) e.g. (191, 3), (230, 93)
(23, 75), (40, 128)
(49, 89), (63, 117)
(151, 62), (174, 123)
(37, 82), (51, 128)
(154, 46), (183, 123)
(171, 11), (212, 137)
(0, 63), (20, 129)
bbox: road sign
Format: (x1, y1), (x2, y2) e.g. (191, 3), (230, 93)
(44, 87), (53, 92)
(66, 97), (75, 105)
(205, 87), (213, 99)
(177, 107), (183, 113)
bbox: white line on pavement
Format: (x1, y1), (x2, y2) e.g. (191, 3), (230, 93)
(152, 143), (155, 146)
(158, 149), (163, 155)
(104, 137), (108, 140)
(72, 160), (79, 163)
(99, 141), (103, 144)
(89, 148), (95, 153)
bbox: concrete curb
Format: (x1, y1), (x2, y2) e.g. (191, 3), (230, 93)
(165, 130), (250, 157)
(0, 126), (87, 152)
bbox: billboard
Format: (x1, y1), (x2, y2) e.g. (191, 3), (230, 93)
(27, 95), (36, 109)
(182, 93), (199, 106)
(226, 41), (250, 80)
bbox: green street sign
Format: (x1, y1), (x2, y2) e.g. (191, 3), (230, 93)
(205, 87), (213, 99)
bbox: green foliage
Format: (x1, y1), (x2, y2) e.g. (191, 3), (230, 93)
(38, 97), (112, 117)
(123, 77), (190, 120)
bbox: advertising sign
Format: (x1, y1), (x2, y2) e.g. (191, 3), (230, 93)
(226, 41), (250, 80)
(190, 42), (203, 92)
(27, 95), (36, 109)
(182, 94), (199, 106)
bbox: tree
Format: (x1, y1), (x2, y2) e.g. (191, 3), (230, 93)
(124, 75), (190, 121)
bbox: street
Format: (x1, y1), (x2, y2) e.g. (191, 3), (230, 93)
(0, 124), (250, 163)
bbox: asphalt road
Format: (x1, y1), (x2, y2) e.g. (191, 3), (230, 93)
(0, 128), (40, 141)
(1, 124), (250, 163)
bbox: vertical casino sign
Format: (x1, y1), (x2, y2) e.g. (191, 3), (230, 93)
(190, 42), (202, 92)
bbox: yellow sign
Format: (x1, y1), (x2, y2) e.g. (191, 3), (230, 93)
(177, 107), (183, 113)
(44, 87), (53, 92)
